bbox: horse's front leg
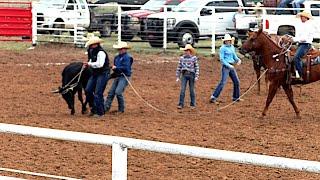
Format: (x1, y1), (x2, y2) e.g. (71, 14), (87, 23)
(282, 83), (300, 119)
(262, 81), (280, 117)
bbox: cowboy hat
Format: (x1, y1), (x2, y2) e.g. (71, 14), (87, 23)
(179, 44), (196, 55)
(297, 11), (313, 19)
(222, 34), (235, 42)
(113, 41), (131, 49)
(85, 36), (103, 48)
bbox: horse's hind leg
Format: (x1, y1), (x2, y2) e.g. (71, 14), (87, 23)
(282, 84), (300, 118)
(262, 81), (279, 117)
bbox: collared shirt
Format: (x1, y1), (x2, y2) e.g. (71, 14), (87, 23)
(88, 51), (106, 68)
(176, 54), (199, 78)
(219, 44), (240, 68)
(293, 20), (314, 44)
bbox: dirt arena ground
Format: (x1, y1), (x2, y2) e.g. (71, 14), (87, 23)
(1, 44), (320, 179)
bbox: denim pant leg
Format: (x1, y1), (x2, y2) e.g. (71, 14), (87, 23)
(94, 72), (109, 115)
(276, 0), (293, 14)
(115, 76), (129, 112)
(211, 66), (230, 100)
(178, 75), (188, 107)
(104, 77), (119, 111)
(189, 74), (196, 106)
(229, 69), (240, 101)
(294, 44), (311, 77)
(85, 75), (97, 113)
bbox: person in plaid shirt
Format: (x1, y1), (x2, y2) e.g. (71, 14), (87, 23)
(176, 44), (199, 109)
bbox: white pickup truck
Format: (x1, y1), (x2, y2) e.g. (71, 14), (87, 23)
(235, 1), (320, 42)
(35, 0), (90, 35)
(144, 0), (245, 47)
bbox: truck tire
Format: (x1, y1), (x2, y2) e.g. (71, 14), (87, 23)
(100, 22), (112, 37)
(121, 33), (134, 41)
(277, 26), (295, 36)
(177, 29), (195, 47)
(52, 21), (65, 35)
(149, 39), (163, 48)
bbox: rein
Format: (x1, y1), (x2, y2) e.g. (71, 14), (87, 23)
(61, 66), (85, 94)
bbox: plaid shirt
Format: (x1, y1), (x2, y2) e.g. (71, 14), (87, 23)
(176, 54), (199, 79)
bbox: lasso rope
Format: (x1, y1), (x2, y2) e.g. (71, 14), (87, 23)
(122, 73), (168, 114)
(217, 69), (268, 111)
(61, 66), (85, 94)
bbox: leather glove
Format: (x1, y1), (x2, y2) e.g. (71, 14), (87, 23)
(237, 59), (242, 65)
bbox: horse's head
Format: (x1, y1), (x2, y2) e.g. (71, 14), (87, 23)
(240, 29), (263, 54)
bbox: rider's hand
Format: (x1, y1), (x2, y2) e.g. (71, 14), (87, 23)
(237, 59), (242, 65)
(176, 78), (180, 82)
(83, 62), (88, 68)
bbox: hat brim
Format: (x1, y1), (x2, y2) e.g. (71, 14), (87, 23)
(297, 13), (313, 19)
(180, 47), (196, 55)
(113, 45), (131, 49)
(85, 39), (103, 48)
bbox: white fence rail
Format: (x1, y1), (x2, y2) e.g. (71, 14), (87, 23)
(1, 123), (320, 179)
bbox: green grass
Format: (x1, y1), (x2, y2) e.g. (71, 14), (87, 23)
(0, 41), (33, 51)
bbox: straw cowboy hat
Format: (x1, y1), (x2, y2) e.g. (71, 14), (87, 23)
(113, 41), (131, 49)
(297, 11), (313, 19)
(85, 36), (103, 48)
(180, 44), (196, 55)
(222, 34), (235, 43)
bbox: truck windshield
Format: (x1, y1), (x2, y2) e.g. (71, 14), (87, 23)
(141, 0), (167, 11)
(38, 0), (65, 8)
(173, 0), (203, 12)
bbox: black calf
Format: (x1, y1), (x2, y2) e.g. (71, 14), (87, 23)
(53, 62), (92, 115)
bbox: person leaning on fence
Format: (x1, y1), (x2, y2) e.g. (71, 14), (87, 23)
(104, 41), (133, 113)
(290, 11), (314, 81)
(176, 44), (199, 109)
(83, 36), (110, 118)
(210, 34), (242, 105)
(254, 2), (264, 29)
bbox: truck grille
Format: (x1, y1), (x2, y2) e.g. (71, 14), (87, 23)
(146, 18), (163, 31)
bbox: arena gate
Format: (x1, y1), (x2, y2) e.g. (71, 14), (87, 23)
(1, 123), (320, 179)
(0, 1), (33, 41)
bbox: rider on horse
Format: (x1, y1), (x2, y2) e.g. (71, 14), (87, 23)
(290, 11), (314, 81)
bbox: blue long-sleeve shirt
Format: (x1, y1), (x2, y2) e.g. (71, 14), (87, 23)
(113, 52), (133, 77)
(219, 44), (240, 69)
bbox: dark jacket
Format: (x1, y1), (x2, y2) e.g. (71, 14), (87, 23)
(87, 45), (110, 75)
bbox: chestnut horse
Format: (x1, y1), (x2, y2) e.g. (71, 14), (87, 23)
(241, 29), (320, 118)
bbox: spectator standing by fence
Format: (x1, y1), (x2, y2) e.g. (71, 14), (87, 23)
(84, 36), (110, 118)
(176, 44), (199, 109)
(210, 34), (242, 105)
(104, 41), (133, 113)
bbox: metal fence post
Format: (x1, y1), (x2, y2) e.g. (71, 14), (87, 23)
(117, 5), (122, 44)
(31, 1), (37, 46)
(112, 142), (128, 180)
(74, 23), (77, 45)
(211, 8), (216, 55)
(163, 6), (167, 50)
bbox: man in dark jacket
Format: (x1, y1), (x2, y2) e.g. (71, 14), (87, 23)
(84, 36), (110, 117)
(104, 41), (133, 113)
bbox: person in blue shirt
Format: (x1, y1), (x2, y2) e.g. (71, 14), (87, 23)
(104, 41), (133, 113)
(210, 34), (242, 105)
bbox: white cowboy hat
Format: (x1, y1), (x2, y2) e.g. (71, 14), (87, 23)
(179, 44), (196, 55)
(85, 36), (103, 48)
(222, 34), (235, 42)
(113, 41), (131, 49)
(297, 11), (313, 19)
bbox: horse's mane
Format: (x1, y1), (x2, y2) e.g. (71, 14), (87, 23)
(260, 32), (282, 50)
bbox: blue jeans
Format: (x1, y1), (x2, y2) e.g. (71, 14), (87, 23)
(294, 43), (311, 77)
(104, 76), (129, 112)
(85, 72), (109, 116)
(276, 0), (293, 14)
(211, 65), (240, 101)
(178, 72), (196, 107)
(293, 0), (305, 13)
